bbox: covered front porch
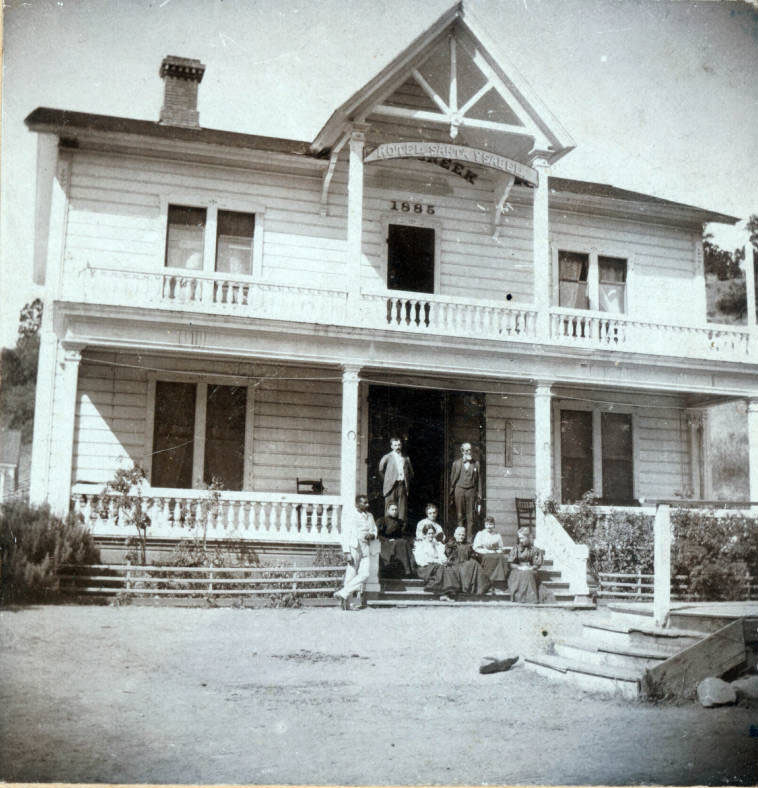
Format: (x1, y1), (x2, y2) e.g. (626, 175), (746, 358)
(47, 347), (756, 581)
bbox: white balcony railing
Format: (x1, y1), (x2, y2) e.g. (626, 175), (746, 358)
(550, 307), (751, 362)
(71, 484), (343, 545)
(361, 290), (538, 341)
(62, 265), (755, 363)
(67, 265), (349, 327)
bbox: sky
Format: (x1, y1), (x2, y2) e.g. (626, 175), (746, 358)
(1, 0), (757, 347)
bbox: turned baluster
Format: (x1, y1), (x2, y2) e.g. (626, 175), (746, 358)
(268, 501), (277, 531)
(279, 501), (288, 531)
(319, 504), (328, 533)
(289, 502), (299, 532)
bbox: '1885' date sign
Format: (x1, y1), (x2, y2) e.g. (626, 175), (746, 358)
(364, 142), (538, 186)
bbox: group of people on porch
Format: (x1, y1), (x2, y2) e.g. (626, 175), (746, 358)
(333, 437), (544, 610)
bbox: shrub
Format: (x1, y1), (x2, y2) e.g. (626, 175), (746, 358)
(547, 491), (654, 579)
(0, 501), (100, 604)
(671, 509), (758, 601)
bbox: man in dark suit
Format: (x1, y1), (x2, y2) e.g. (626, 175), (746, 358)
(449, 442), (482, 541)
(378, 436), (413, 522)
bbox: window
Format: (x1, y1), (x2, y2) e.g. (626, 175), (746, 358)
(560, 410), (594, 503)
(216, 210), (255, 275)
(151, 381), (196, 488)
(598, 256), (627, 313)
(387, 224), (435, 293)
(558, 251), (589, 309)
(203, 384), (247, 489)
(601, 412), (634, 502)
(555, 248), (628, 313)
(149, 379), (250, 491)
(164, 199), (261, 277)
(557, 407), (635, 503)
(165, 206), (206, 270)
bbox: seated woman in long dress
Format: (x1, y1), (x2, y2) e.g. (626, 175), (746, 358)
(472, 516), (510, 585)
(413, 524), (461, 599)
(445, 526), (491, 595)
(507, 526), (544, 603)
(376, 502), (415, 577)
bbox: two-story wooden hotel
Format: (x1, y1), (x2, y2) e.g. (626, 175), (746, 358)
(25, 4), (758, 582)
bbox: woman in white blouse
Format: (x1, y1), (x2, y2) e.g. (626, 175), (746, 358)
(472, 516), (510, 585)
(413, 524), (460, 599)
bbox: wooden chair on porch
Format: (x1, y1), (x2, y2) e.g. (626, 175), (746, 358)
(515, 497), (536, 540)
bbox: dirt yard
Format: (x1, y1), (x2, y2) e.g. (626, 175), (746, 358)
(1, 603), (756, 785)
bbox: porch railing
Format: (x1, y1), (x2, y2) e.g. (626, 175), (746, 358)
(70, 484), (342, 544)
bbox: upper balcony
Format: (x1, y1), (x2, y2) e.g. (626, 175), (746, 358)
(61, 263), (755, 364)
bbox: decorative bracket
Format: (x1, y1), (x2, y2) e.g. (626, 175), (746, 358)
(492, 173), (515, 237)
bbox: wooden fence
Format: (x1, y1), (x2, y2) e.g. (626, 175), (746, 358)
(60, 563), (346, 598)
(597, 571), (758, 601)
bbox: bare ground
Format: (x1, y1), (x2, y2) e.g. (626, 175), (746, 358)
(1, 604), (756, 785)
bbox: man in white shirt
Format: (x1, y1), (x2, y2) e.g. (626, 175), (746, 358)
(333, 494), (380, 610)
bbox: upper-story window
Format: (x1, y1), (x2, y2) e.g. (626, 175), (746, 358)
(558, 251), (589, 309)
(165, 205), (207, 270)
(216, 210), (255, 275)
(387, 224), (435, 293)
(598, 256), (627, 313)
(556, 249), (628, 313)
(164, 199), (262, 278)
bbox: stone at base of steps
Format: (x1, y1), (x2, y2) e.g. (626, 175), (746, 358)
(524, 653), (641, 699)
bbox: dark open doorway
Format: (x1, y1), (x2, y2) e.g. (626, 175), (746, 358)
(387, 224), (435, 293)
(367, 385), (486, 535)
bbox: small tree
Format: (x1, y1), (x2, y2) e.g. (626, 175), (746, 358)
(103, 466), (150, 565)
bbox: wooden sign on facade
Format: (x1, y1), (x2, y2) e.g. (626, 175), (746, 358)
(365, 142), (538, 186)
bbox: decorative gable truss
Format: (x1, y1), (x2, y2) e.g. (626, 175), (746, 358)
(314, 3), (574, 233)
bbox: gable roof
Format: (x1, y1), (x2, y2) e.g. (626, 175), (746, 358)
(310, 2), (575, 163)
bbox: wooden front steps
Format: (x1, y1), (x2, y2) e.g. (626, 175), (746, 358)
(524, 604), (753, 699)
(370, 557), (592, 608)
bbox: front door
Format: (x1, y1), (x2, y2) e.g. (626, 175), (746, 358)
(367, 385), (486, 535)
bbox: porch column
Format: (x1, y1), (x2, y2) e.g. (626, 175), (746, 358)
(745, 243), (757, 341)
(340, 364), (361, 508)
(48, 344), (84, 516)
(346, 125), (368, 314)
(30, 143), (73, 505)
(531, 155), (551, 340)
(686, 410), (704, 499)
(653, 503), (672, 627)
(534, 382), (553, 543)
(747, 397), (758, 505)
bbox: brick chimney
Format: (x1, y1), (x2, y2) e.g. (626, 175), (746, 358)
(159, 55), (206, 128)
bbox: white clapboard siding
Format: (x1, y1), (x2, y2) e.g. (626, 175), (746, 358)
(252, 373), (342, 495)
(72, 359), (148, 484)
(333, 152), (537, 302)
(485, 387), (691, 540)
(485, 391), (536, 541)
(549, 210), (699, 325)
(65, 151), (347, 285)
(71, 352), (344, 495)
